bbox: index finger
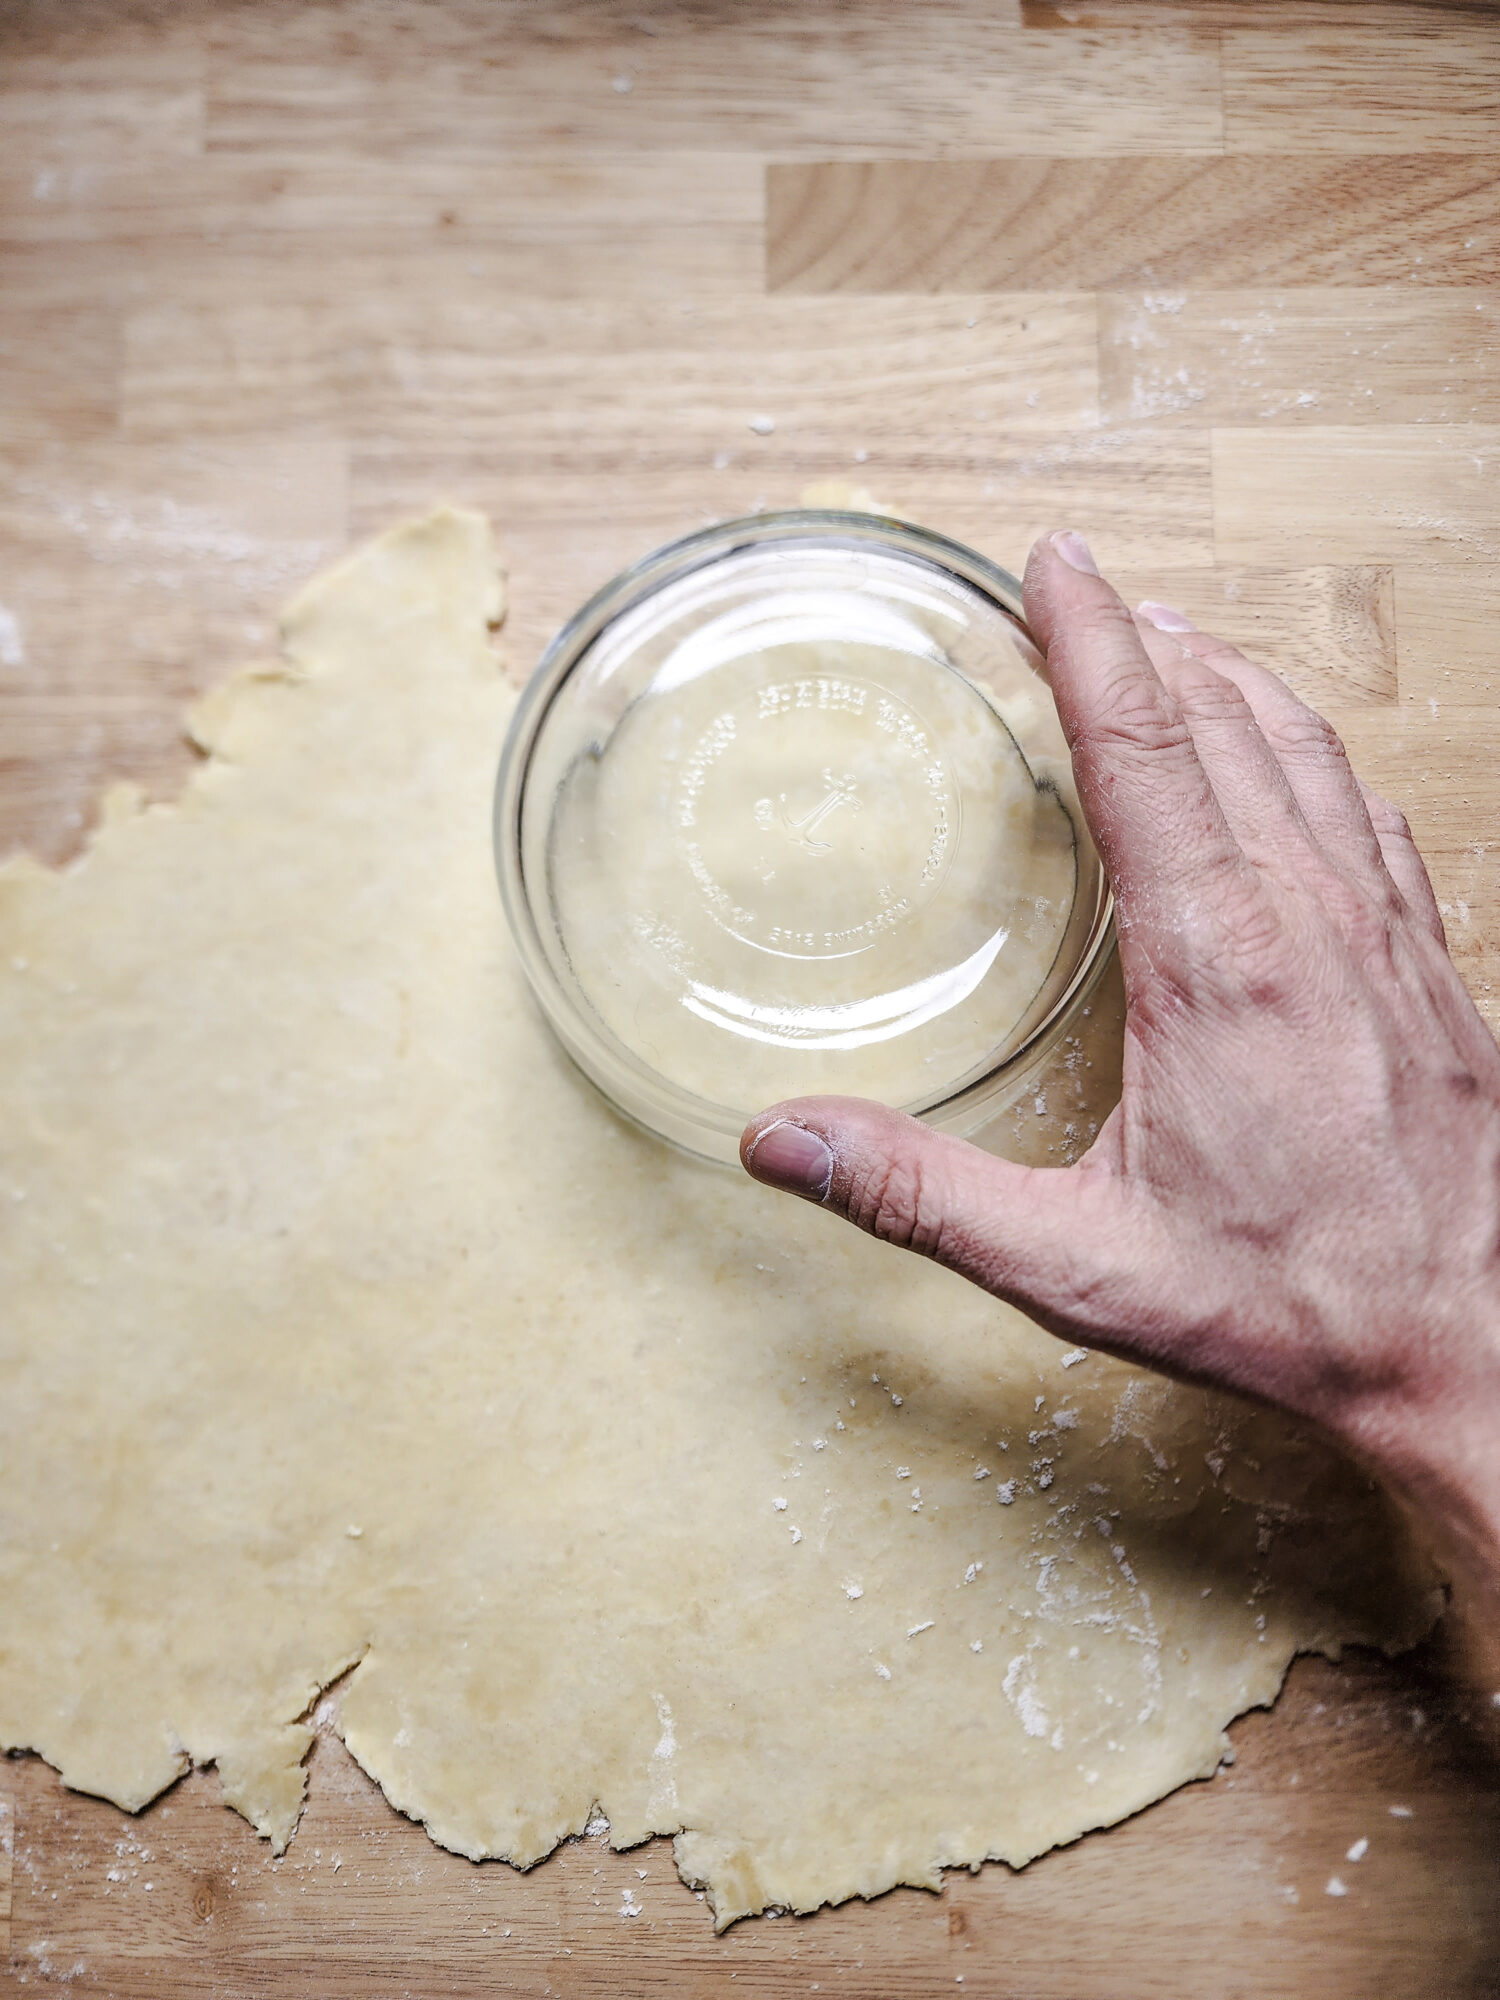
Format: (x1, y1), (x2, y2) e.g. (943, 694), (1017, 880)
(1022, 532), (1252, 948)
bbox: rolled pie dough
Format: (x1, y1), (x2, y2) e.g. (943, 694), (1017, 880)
(0, 511), (1439, 1927)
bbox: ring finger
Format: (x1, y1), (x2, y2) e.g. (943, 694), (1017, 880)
(1136, 602), (1398, 906)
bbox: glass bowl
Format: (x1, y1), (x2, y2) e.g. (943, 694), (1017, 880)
(494, 512), (1114, 1165)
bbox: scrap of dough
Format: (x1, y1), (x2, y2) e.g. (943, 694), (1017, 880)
(0, 510), (1439, 1928)
(796, 478), (890, 514)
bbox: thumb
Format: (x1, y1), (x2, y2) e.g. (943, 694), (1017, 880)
(741, 1095), (1170, 1351)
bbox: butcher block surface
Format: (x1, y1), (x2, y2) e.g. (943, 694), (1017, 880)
(2, 1), (1499, 1993)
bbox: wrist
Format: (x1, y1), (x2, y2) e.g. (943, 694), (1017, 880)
(1338, 1291), (1500, 1608)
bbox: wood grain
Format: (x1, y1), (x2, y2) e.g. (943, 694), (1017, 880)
(119, 294), (1102, 444)
(1383, 563), (1500, 1016)
(0, 150), (762, 258)
(1100, 290), (1500, 427)
(0, 1792), (10, 1959)
(0, 47), (204, 162)
(0, 154), (764, 318)
(1395, 565), (1500, 706)
(0, 305), (119, 444)
(1212, 425), (1500, 562)
(3, 0), (1500, 1993)
(1223, 25), (1500, 153)
(0, 438), (348, 861)
(348, 426), (1213, 679)
(1, 1651), (1497, 2000)
(1020, 0), (1500, 27)
(199, 8), (1224, 160)
(767, 157), (1500, 294)
(1109, 565), (1397, 705)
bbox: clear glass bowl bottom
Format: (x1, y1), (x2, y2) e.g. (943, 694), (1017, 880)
(495, 512), (1114, 1165)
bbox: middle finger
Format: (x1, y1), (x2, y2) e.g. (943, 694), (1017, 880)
(1130, 621), (1320, 877)
(1136, 602), (1395, 903)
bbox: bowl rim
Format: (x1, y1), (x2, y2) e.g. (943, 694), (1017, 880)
(494, 509), (1116, 1162)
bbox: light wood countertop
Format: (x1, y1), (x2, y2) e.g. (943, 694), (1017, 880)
(2, 2), (1498, 1991)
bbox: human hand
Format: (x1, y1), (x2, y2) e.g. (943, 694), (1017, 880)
(741, 531), (1500, 1599)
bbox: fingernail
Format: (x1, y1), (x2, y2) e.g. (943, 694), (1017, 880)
(1050, 530), (1098, 575)
(744, 1120), (834, 1201)
(1137, 599), (1196, 633)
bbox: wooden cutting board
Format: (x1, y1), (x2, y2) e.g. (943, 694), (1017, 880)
(2, 2), (1498, 1991)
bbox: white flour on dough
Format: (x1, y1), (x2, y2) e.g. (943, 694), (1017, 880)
(0, 510), (1439, 1928)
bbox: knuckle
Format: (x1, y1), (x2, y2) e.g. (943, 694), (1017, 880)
(1184, 633), (1250, 678)
(1262, 703), (1347, 767)
(1340, 894), (1400, 967)
(1090, 672), (1196, 762)
(1170, 668), (1254, 729)
(1072, 596), (1144, 652)
(847, 1151), (946, 1259)
(1233, 946), (1303, 1012)
(1366, 791), (1414, 845)
(1309, 862), (1395, 953)
(1220, 893), (1303, 1005)
(1124, 961), (1197, 1041)
(1229, 894), (1291, 964)
(1141, 874), (1302, 1013)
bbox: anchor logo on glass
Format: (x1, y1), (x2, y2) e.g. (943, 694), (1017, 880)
(755, 769), (863, 854)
